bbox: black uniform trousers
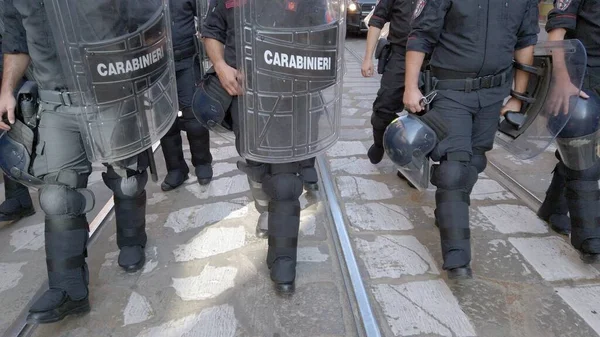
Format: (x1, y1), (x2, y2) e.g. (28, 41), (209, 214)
(372, 45), (406, 144)
(160, 56), (212, 173)
(3, 174), (32, 205)
(428, 92), (503, 270)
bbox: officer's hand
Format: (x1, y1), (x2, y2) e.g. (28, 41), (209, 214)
(548, 79), (589, 116)
(215, 62), (242, 96)
(500, 97), (522, 116)
(404, 87), (424, 113)
(361, 59), (374, 77)
(0, 93), (17, 131)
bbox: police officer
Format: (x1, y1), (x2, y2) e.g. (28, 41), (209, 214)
(361, 0), (415, 165)
(403, 0), (539, 278)
(0, 28), (34, 228)
(159, 0), (213, 191)
(200, 0), (336, 294)
(0, 0), (167, 323)
(537, 0), (600, 262)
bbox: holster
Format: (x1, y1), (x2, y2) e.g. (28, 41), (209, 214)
(375, 38), (391, 75)
(16, 81), (40, 129)
(423, 67), (433, 113)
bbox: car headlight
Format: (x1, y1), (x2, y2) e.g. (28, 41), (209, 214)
(348, 2), (358, 11)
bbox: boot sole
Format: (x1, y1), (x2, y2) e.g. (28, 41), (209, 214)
(27, 302), (91, 324)
(274, 282), (295, 296)
(120, 255), (146, 273)
(447, 266), (473, 280)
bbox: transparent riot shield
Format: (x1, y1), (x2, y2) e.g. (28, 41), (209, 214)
(196, 0), (212, 73)
(495, 39), (587, 160)
(233, 0), (345, 163)
(43, 0), (178, 163)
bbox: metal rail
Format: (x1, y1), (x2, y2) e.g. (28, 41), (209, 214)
(317, 156), (382, 337)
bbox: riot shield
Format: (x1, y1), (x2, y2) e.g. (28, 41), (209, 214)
(43, 0), (178, 163)
(495, 39), (587, 160)
(233, 0), (345, 163)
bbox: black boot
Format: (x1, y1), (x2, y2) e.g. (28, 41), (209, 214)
(396, 170), (416, 189)
(246, 175), (269, 239)
(183, 110), (213, 186)
(368, 128), (386, 164)
(564, 163), (600, 264)
(115, 190), (147, 272)
(160, 120), (189, 191)
(300, 158), (318, 191)
(27, 216), (90, 324)
(256, 213), (268, 238)
(537, 163), (571, 235)
(195, 164), (213, 186)
(0, 176), (35, 227)
(263, 166), (303, 295)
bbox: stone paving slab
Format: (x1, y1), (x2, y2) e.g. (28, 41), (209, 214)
(0, 163), (112, 335)
(333, 38), (600, 337)
(30, 135), (359, 337)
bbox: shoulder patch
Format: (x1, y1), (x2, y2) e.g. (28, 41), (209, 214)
(557, 0), (572, 10)
(412, 0), (426, 20)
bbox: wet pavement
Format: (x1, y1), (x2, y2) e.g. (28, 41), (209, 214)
(0, 34), (598, 337)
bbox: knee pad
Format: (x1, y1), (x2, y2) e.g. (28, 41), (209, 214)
(431, 160), (473, 191)
(39, 184), (94, 217)
(263, 173), (303, 202)
(471, 150), (487, 174)
(102, 168), (148, 199)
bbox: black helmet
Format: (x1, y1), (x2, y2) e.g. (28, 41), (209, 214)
(383, 113), (438, 190)
(0, 120), (45, 188)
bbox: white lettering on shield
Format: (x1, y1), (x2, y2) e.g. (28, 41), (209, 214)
(96, 45), (165, 77)
(264, 50), (331, 71)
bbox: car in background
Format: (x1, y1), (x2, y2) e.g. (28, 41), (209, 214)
(346, 0), (377, 34)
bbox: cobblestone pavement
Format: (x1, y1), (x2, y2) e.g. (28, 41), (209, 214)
(1, 34), (599, 337)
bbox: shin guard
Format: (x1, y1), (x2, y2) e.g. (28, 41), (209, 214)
(431, 153), (476, 271)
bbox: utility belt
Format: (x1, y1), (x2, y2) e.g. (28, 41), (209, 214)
(430, 66), (511, 93)
(174, 44), (197, 62)
(374, 40), (405, 74)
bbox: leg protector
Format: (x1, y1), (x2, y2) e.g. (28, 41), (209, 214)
(182, 108), (213, 185)
(299, 158), (318, 191)
(563, 161), (600, 260)
(160, 120), (189, 191)
(237, 161), (269, 237)
(103, 166), (148, 248)
(430, 154), (477, 272)
(263, 163), (303, 293)
(0, 175), (35, 226)
(29, 184), (92, 323)
(538, 159), (571, 235)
